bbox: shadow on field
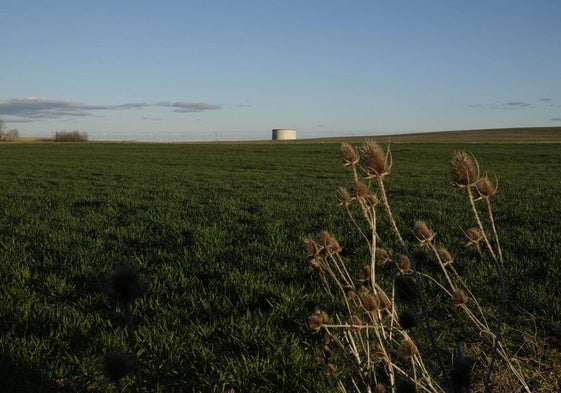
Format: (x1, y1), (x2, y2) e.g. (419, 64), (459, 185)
(0, 355), (57, 393)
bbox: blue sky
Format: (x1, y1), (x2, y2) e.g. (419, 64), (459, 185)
(1, 0), (560, 141)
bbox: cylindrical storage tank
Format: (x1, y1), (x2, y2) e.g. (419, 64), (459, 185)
(272, 129), (297, 140)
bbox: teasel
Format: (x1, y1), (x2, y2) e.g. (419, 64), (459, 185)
(363, 294), (380, 311)
(341, 143), (359, 167)
(476, 175), (497, 200)
(376, 248), (391, 264)
(336, 187), (353, 206)
(400, 338), (418, 358)
(360, 140), (391, 179)
(350, 315), (363, 327)
(451, 151), (479, 188)
(464, 227), (483, 248)
(437, 248), (454, 266)
(351, 180), (369, 199)
(309, 309), (329, 332)
(318, 231), (341, 253)
(413, 220), (435, 246)
(397, 255), (412, 273)
(371, 345), (388, 364)
(359, 265), (371, 282)
(453, 288), (468, 305)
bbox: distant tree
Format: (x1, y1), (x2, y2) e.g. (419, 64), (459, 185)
(54, 130), (89, 142)
(6, 129), (19, 141)
(0, 117), (5, 141)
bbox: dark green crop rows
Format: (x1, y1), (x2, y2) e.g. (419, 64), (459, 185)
(0, 142), (560, 392)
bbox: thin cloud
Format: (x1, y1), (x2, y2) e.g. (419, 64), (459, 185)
(142, 116), (162, 121)
(158, 101), (222, 112)
(550, 117), (561, 122)
(539, 98), (552, 102)
(0, 97), (222, 120)
(469, 101), (533, 110)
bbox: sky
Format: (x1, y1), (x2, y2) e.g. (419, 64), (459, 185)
(1, 0), (560, 142)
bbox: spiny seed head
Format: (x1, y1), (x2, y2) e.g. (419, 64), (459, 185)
(341, 143), (359, 167)
(351, 180), (368, 199)
(303, 238), (319, 258)
(363, 294), (380, 311)
(103, 351), (133, 382)
(325, 363), (337, 377)
(365, 194), (379, 207)
(309, 259), (322, 273)
(476, 176), (497, 199)
(317, 231), (341, 253)
(359, 265), (371, 282)
(451, 151), (479, 188)
(397, 255), (412, 272)
(400, 338), (418, 358)
(438, 248), (454, 265)
(350, 315), (362, 327)
(360, 140), (390, 179)
(376, 248), (391, 264)
(107, 266), (146, 306)
(413, 220), (435, 245)
(454, 288), (468, 305)
(308, 308), (329, 332)
(336, 187), (353, 206)
(374, 384), (386, 393)
(347, 289), (357, 300)
(359, 286), (370, 296)
(465, 227), (483, 247)
(398, 310), (417, 330)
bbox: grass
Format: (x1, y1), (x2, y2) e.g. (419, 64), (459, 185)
(0, 139), (560, 391)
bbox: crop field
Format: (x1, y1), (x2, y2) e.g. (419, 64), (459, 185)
(1, 139), (560, 392)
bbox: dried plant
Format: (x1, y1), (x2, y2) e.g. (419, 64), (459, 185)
(304, 142), (531, 393)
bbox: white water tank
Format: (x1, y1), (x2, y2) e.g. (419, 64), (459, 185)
(272, 129), (297, 140)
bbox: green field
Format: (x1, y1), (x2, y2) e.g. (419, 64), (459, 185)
(1, 139), (560, 392)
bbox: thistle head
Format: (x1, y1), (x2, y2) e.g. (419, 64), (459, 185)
(476, 176), (497, 199)
(397, 255), (412, 273)
(351, 180), (368, 199)
(437, 248), (454, 265)
(318, 231), (341, 254)
(363, 294), (380, 311)
(451, 151), (479, 188)
(336, 187), (353, 206)
(464, 227), (483, 248)
(308, 309), (329, 332)
(453, 288), (468, 305)
(376, 248), (391, 264)
(400, 338), (418, 358)
(358, 265), (371, 282)
(413, 220), (435, 245)
(360, 140), (391, 179)
(341, 143), (359, 167)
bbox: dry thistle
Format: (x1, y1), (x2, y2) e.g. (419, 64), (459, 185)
(376, 248), (391, 264)
(309, 310), (329, 332)
(351, 180), (368, 199)
(359, 265), (371, 282)
(476, 176), (497, 199)
(350, 315), (363, 327)
(318, 231), (341, 253)
(336, 187), (353, 206)
(374, 384), (386, 393)
(451, 151), (479, 187)
(453, 289), (468, 305)
(437, 248), (454, 266)
(363, 294), (380, 311)
(365, 194), (379, 207)
(341, 143), (359, 167)
(309, 258), (322, 273)
(464, 227), (483, 248)
(360, 140), (390, 179)
(372, 346), (387, 364)
(413, 220), (435, 245)
(400, 338), (418, 358)
(397, 255), (412, 273)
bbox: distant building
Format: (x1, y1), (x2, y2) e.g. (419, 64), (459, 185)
(272, 129), (297, 140)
